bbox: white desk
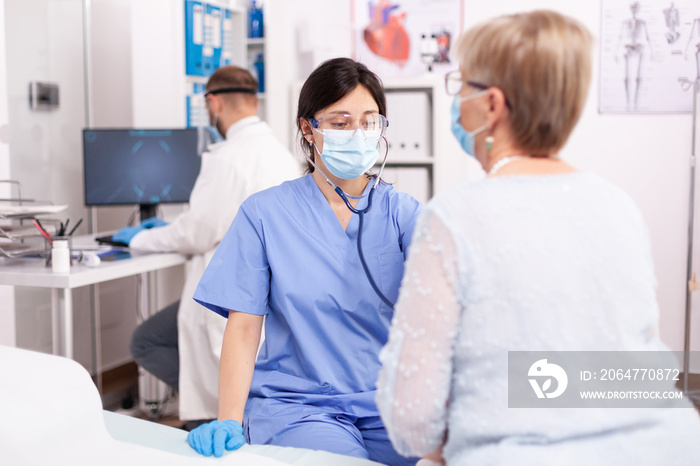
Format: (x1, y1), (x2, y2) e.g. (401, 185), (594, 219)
(0, 234), (188, 360)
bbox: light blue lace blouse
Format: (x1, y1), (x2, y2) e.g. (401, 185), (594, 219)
(377, 172), (700, 465)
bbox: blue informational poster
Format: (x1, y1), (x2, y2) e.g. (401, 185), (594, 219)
(185, 0), (234, 77)
(222, 8), (235, 67)
(185, 1), (205, 76)
(205, 3), (222, 76)
(186, 81), (209, 128)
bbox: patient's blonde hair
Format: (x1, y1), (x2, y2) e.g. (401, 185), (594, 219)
(455, 10), (592, 156)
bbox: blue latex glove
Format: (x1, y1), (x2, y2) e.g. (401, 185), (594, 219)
(111, 226), (144, 245)
(140, 217), (169, 229)
(187, 420), (245, 457)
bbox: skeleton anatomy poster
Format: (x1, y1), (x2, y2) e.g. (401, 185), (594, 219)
(600, 1), (700, 113)
(351, 0), (463, 79)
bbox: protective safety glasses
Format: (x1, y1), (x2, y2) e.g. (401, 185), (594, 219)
(444, 70), (490, 96)
(308, 113), (389, 143)
(444, 70), (512, 109)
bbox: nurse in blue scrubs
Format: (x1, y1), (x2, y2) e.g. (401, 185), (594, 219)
(189, 58), (421, 465)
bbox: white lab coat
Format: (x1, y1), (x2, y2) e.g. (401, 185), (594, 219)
(129, 116), (300, 420)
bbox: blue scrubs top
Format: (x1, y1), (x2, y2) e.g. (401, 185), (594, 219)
(194, 174), (421, 418)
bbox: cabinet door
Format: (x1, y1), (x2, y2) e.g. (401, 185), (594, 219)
(385, 90), (433, 161)
(380, 166), (432, 204)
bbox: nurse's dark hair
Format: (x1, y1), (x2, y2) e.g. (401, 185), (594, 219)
(296, 58), (386, 173)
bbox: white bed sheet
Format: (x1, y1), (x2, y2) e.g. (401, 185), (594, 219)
(0, 345), (380, 466)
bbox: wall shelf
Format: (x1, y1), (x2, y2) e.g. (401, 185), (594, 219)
(246, 37), (265, 46)
(378, 158), (434, 166)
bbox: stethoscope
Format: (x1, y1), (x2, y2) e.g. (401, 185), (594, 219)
(304, 133), (396, 310)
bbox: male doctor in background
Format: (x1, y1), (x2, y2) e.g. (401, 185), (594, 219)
(112, 65), (300, 428)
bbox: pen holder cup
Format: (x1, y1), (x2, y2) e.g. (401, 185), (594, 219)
(44, 236), (73, 267)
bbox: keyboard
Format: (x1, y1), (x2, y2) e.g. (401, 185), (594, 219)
(95, 235), (128, 247)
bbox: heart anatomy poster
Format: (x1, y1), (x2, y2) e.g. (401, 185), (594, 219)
(600, 1), (700, 113)
(352, 0), (463, 79)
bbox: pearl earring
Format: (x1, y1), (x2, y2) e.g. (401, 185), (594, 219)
(485, 135), (494, 150)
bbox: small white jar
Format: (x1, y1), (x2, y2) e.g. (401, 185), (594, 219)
(51, 239), (70, 273)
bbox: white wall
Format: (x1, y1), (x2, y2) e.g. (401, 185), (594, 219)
(4, 0), (94, 364)
(6, 1), (88, 228)
(89, 0), (142, 371)
(130, 0), (186, 128)
(128, 0), (189, 312)
(91, 0), (132, 127)
(1, 0), (183, 371)
(0, 0), (15, 346)
(87, 0), (185, 369)
(264, 0), (354, 151)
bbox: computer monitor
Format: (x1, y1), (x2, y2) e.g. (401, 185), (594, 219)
(82, 128), (202, 221)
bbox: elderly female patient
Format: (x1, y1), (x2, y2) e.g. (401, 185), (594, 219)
(376, 10), (700, 466)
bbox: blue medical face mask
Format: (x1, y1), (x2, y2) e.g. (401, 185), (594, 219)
(206, 126), (224, 144)
(314, 129), (381, 180)
(206, 112), (224, 145)
(450, 93), (488, 157)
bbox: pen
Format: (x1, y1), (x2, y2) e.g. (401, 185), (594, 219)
(35, 218), (48, 235)
(58, 221), (65, 236)
(32, 219), (51, 238)
(67, 218), (83, 236)
(62, 219), (70, 237)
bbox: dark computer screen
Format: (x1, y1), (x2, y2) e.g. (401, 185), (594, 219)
(83, 128), (201, 208)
